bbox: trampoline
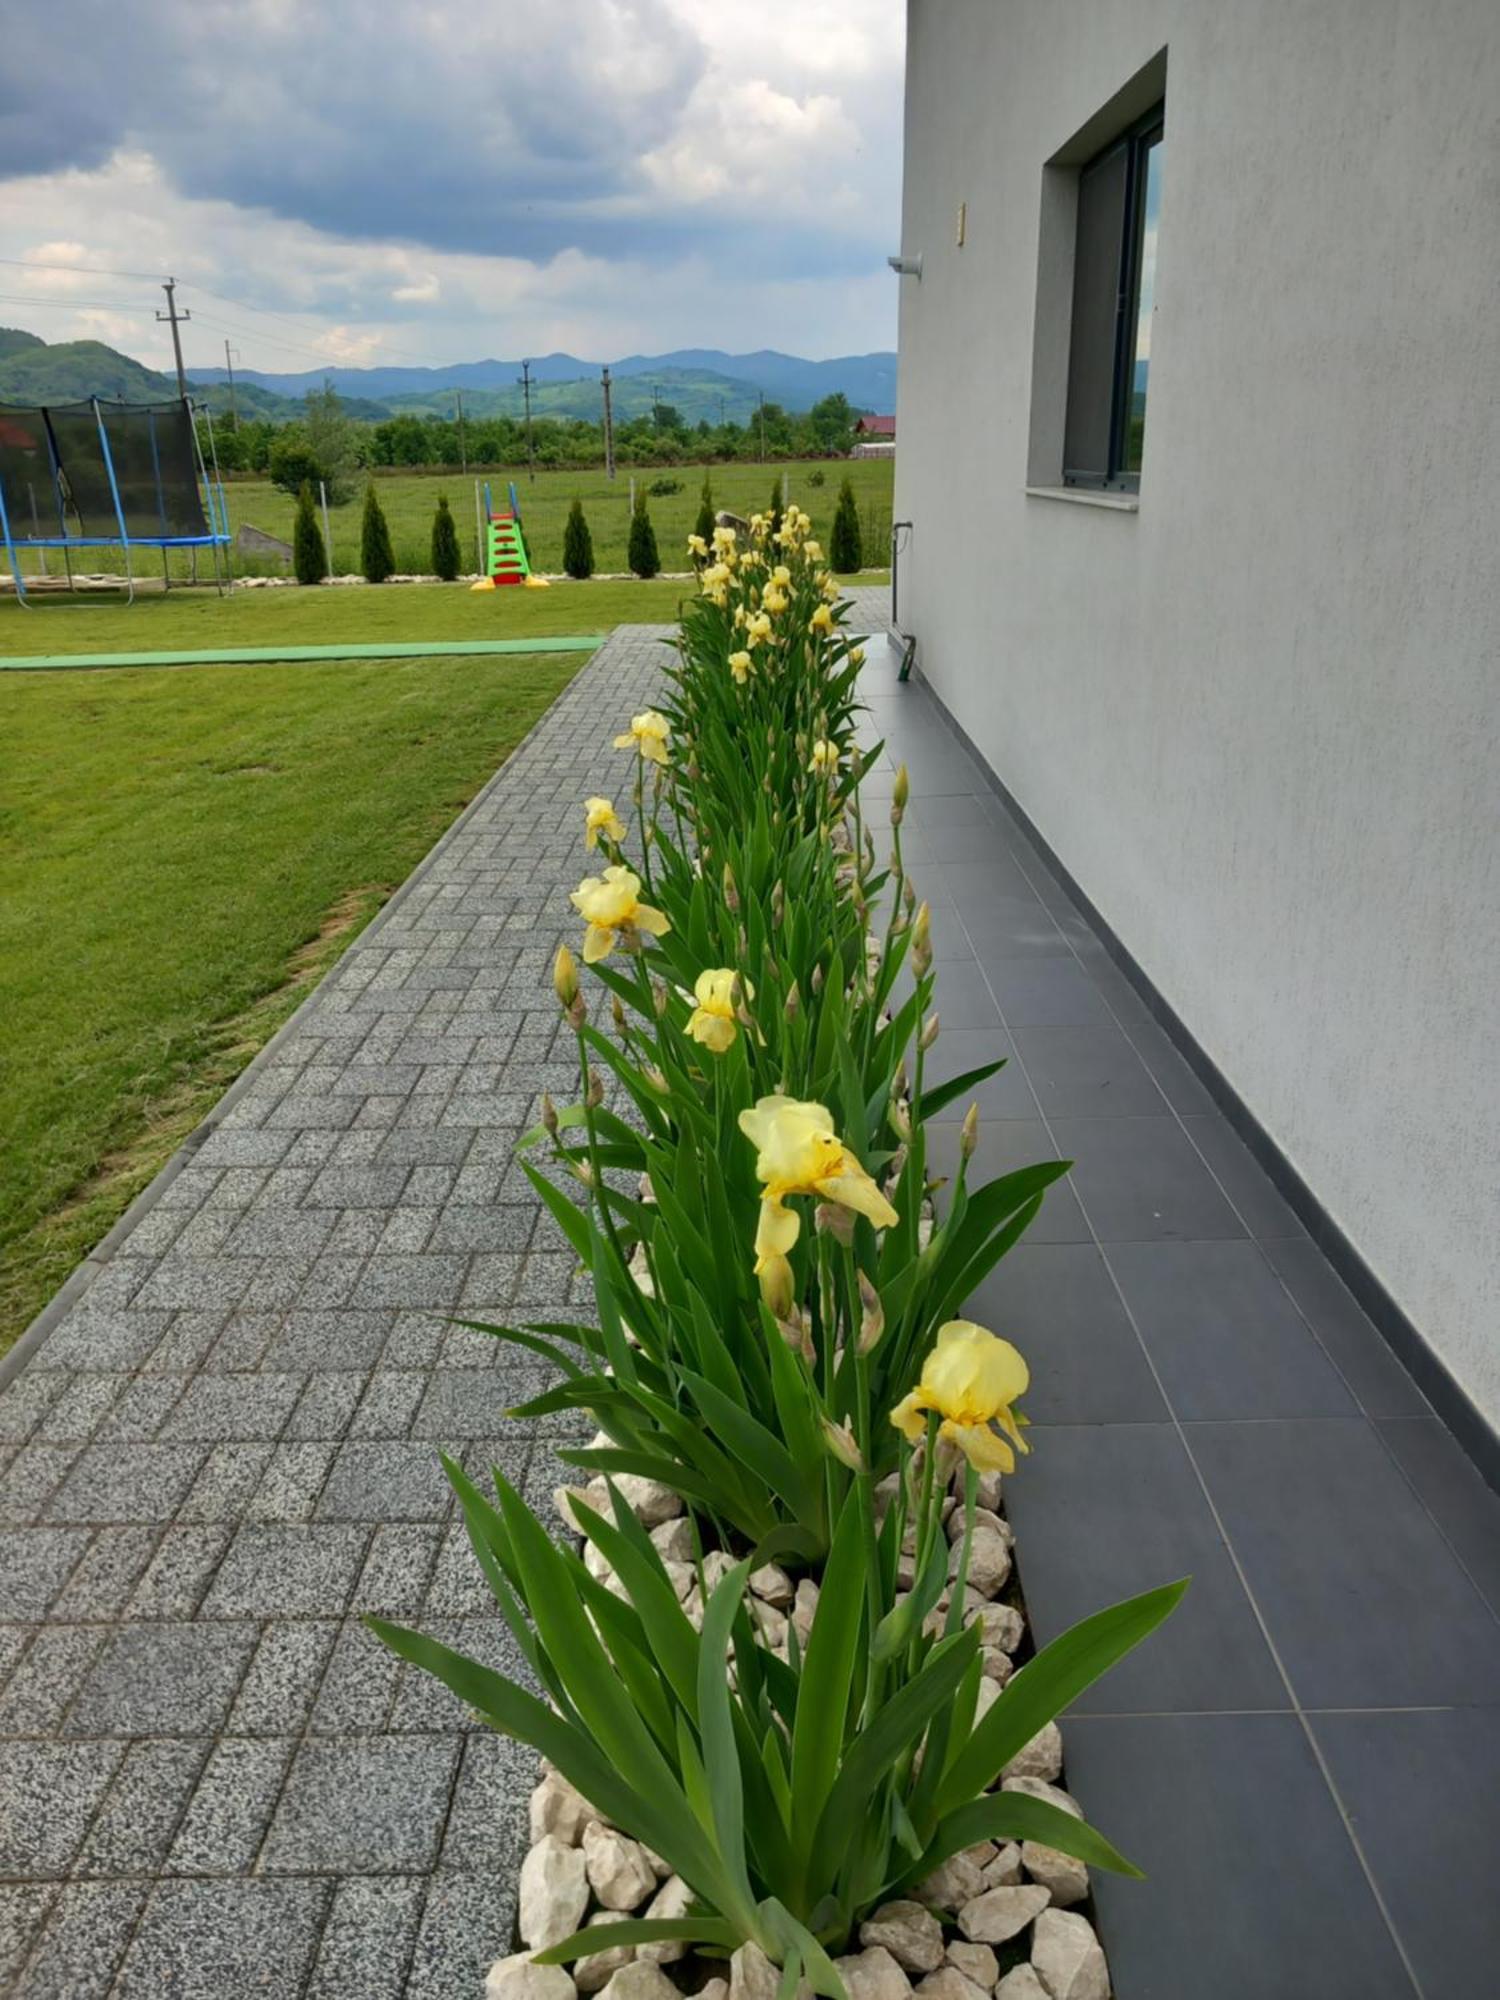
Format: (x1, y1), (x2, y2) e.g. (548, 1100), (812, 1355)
(0, 395), (231, 605)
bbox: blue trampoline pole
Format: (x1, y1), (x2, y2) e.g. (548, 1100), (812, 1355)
(0, 470), (30, 608)
(93, 398), (135, 605)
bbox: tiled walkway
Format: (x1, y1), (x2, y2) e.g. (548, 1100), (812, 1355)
(2, 605), (1497, 1998)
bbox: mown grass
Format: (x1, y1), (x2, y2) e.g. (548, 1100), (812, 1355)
(0, 647), (586, 1354)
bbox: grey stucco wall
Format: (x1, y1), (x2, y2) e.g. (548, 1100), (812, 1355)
(895, 0), (1500, 1420)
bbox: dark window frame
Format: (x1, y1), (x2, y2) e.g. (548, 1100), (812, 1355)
(1063, 102), (1164, 492)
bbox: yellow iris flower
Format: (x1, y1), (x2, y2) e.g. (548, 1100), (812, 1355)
(712, 524), (737, 552)
(583, 796), (626, 849)
(569, 865), (670, 964)
(728, 650), (753, 685)
(809, 738), (838, 775)
(762, 586), (789, 615)
(804, 539), (823, 562)
(738, 1095), (899, 1289)
(810, 603), (835, 635)
(772, 564), (792, 587)
(687, 533), (708, 559)
(687, 968), (746, 1053)
(746, 612), (773, 647)
(613, 711), (671, 766)
(890, 1320), (1031, 1473)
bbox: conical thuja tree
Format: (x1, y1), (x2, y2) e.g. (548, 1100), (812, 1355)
(360, 482), (395, 583)
(430, 494), (461, 581)
(628, 492), (660, 579)
(693, 475), (715, 546)
(563, 497), (595, 580)
(767, 477), (784, 541)
(830, 475), (863, 574)
(292, 481), (327, 585)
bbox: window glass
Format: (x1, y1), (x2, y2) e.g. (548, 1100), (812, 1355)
(1126, 133), (1164, 476)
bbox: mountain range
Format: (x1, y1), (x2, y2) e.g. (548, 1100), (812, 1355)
(0, 328), (896, 426)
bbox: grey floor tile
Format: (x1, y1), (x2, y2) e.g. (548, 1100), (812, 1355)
(1376, 1416), (1500, 1616)
(404, 1872), (517, 2000)
(309, 1619), (404, 1734)
(113, 1878), (331, 1999)
(74, 1738), (210, 1876)
(42, 1443), (205, 1525)
(985, 956), (1119, 1027)
(927, 1119), (1089, 1243)
(963, 1243), (1168, 1424)
(46, 1524), (164, 1620)
(167, 1737), (296, 1874)
(389, 1615), (536, 1732)
(0, 1625), (108, 1735)
(317, 1441), (453, 1522)
(0, 1526), (91, 1618)
(1261, 1240), (1429, 1419)
(261, 1735), (462, 1873)
(306, 1877), (426, 2000)
(1180, 1114), (1309, 1240)
(0, 1741), (125, 1875)
(411, 1370), (518, 1442)
(1002, 1423), (1285, 1713)
(65, 1621), (260, 1737)
(1064, 1713), (1413, 2000)
(438, 1733), (533, 1872)
(1107, 1240), (1357, 1419)
(202, 1523), (370, 1618)
(962, 896), (1075, 962)
(157, 1372), (304, 1442)
(1189, 1417), (1500, 1707)
(261, 1308), (396, 1371)
(0, 1886), (55, 1991)
(1118, 1012), (1220, 1117)
(10, 1879), (149, 2000)
(1049, 1116), (1249, 1242)
(1313, 1707), (1500, 2000)
(229, 1621), (339, 1736)
(127, 1524), (234, 1619)
(921, 1028), (1037, 1117)
(1012, 1023), (1166, 1119)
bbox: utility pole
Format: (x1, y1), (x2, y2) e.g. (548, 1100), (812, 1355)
(601, 367), (615, 481)
(454, 389), (468, 475)
(652, 381), (662, 429)
(518, 360), (535, 482)
(157, 278), (190, 400)
(757, 391), (766, 463)
(223, 340), (239, 425)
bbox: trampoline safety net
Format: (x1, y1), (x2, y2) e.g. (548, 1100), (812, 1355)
(0, 399), (209, 541)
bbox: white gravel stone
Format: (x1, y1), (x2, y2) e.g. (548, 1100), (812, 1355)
(530, 1771), (595, 1846)
(650, 1517), (696, 1562)
(976, 1471), (1003, 1512)
(637, 1874), (693, 1963)
(953, 1526), (1012, 1597)
(699, 1983), (729, 2000)
(981, 1647), (1014, 1686)
(702, 1550), (737, 1592)
(575, 1912), (636, 1993)
(731, 1942), (802, 2000)
(859, 1900), (946, 1974)
(1030, 1910), (1108, 2000)
(519, 1835), (590, 1949)
(974, 1676), (1001, 1723)
(1002, 1723), (1063, 1784)
(831, 1945), (912, 2000)
(1001, 1777), (1082, 1820)
(945, 1943), (997, 1988)
(968, 1604), (1025, 1654)
(915, 1850), (987, 1911)
(1021, 1841), (1089, 1908)
(598, 1963), (682, 2000)
(792, 1578), (820, 1646)
(612, 1472), (683, 1526)
(956, 1884), (1050, 1944)
(750, 1561), (794, 1606)
(915, 1970), (988, 2000)
(994, 1971), (1048, 2000)
(750, 1599), (789, 1648)
(584, 1821), (657, 1911)
(663, 1559), (695, 1601)
(485, 1952), (578, 2000)
(982, 1843), (1022, 1888)
(555, 1486), (594, 1533)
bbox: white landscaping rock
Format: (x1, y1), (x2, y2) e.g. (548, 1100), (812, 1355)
(663, 1559), (695, 1602)
(700, 1983), (729, 2000)
(650, 1517), (696, 1563)
(982, 1842), (1022, 1888)
(915, 1850), (987, 1912)
(750, 1561), (794, 1606)
(750, 1599), (789, 1648)
(1030, 1910), (1108, 2000)
(953, 1526), (1012, 1598)
(531, 1770), (595, 1846)
(1002, 1723), (1063, 1784)
(792, 1578), (820, 1646)
(1001, 1777), (1082, 1820)
(485, 1952), (578, 2000)
(956, 1884), (1051, 1945)
(583, 1821), (657, 1911)
(575, 1912), (636, 1994)
(969, 1603), (1025, 1654)
(945, 1943), (997, 1989)
(612, 1472), (683, 1526)
(995, 1971), (1049, 2000)
(731, 1942), (795, 2000)
(831, 1945), (913, 2000)
(637, 1874), (693, 1963)
(859, 1900), (946, 1975)
(598, 1963), (682, 2000)
(981, 1647), (1014, 1686)
(1021, 1841), (1089, 1908)
(915, 1970), (988, 2000)
(519, 1834), (589, 1949)
(973, 1677), (1001, 1724)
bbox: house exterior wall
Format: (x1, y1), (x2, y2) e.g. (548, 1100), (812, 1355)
(895, 0), (1500, 1421)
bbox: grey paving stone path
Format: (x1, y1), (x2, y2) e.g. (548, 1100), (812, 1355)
(5, 593), (1497, 2000)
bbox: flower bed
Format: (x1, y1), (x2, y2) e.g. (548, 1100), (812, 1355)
(369, 508), (1184, 1998)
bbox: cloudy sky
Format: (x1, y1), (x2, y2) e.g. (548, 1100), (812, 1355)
(0, 0), (904, 375)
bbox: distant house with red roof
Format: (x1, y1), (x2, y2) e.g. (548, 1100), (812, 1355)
(851, 412), (896, 457)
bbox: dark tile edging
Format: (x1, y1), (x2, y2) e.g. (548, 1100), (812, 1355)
(907, 662), (1500, 1497)
(0, 637), (640, 1399)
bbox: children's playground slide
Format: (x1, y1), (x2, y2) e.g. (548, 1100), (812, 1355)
(470, 481), (549, 590)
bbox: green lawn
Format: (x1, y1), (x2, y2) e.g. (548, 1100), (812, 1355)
(9, 456), (895, 583)
(0, 645), (590, 1354)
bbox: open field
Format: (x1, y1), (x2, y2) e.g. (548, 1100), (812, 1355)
(5, 457), (895, 583)
(0, 645), (586, 1355)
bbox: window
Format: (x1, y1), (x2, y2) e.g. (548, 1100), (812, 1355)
(1062, 105), (1164, 490)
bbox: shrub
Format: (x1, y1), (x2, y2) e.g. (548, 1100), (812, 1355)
(830, 476), (863, 573)
(430, 495), (461, 581)
(807, 468), (826, 488)
(767, 478), (784, 541)
(693, 475), (716, 545)
(360, 482), (395, 584)
(562, 497), (594, 580)
(627, 493), (660, 578)
(291, 481), (327, 585)
(268, 435), (323, 500)
(648, 475), (682, 497)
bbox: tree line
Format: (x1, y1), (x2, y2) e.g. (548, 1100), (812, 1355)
(202, 385), (868, 488)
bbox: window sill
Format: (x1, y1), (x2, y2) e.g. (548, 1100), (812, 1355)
(1025, 485), (1139, 512)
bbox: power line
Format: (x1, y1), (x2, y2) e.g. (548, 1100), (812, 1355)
(0, 254), (163, 281)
